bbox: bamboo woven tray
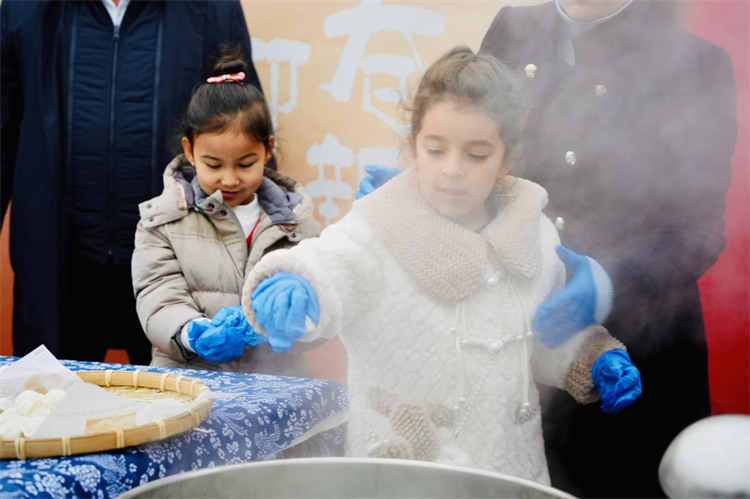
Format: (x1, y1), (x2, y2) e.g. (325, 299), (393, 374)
(0, 370), (212, 460)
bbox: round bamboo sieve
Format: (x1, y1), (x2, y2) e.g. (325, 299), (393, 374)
(0, 370), (213, 460)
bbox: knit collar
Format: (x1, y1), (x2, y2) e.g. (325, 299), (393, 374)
(355, 169), (548, 302)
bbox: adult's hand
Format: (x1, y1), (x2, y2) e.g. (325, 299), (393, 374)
(534, 245), (613, 348)
(355, 165), (403, 199)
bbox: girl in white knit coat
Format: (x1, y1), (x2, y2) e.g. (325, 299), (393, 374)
(241, 46), (641, 484)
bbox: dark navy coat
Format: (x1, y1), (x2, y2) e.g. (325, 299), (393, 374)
(0, 0), (261, 356)
(481, 2), (736, 497)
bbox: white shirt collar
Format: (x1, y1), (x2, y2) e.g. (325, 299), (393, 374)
(553, 0), (633, 65)
(101, 0), (131, 28)
(555, 0), (633, 34)
(232, 197), (262, 239)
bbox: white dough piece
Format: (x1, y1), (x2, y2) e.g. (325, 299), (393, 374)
(0, 388), (68, 439)
(42, 389), (67, 406)
(13, 390), (44, 415)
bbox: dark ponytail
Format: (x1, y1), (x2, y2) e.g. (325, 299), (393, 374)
(212, 44), (248, 76)
(180, 44), (273, 154)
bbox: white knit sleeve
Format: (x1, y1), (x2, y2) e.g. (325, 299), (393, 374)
(242, 210), (383, 343)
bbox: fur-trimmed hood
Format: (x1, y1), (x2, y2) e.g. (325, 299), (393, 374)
(138, 154), (309, 230)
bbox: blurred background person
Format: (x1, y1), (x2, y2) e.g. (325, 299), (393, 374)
(0, 0), (262, 364)
(480, 0), (737, 496)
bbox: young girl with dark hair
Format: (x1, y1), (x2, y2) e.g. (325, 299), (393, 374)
(131, 47), (318, 376)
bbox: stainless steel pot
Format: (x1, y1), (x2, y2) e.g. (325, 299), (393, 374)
(120, 457), (576, 498)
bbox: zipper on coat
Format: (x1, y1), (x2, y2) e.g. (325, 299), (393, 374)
(106, 24), (120, 256)
(65, 6), (79, 192)
(149, 13), (164, 196)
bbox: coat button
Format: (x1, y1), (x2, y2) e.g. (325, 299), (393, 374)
(565, 151), (577, 166)
(554, 216), (565, 231)
(486, 340), (504, 353)
(515, 402), (533, 422)
(524, 63), (537, 78)
(486, 274), (499, 288)
(594, 84), (607, 97)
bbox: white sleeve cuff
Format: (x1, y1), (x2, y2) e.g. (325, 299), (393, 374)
(180, 318), (210, 353)
(587, 257), (613, 324)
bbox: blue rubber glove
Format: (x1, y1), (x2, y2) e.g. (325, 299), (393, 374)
(187, 305), (266, 363)
(592, 349), (642, 414)
(533, 245), (613, 348)
(355, 165), (403, 199)
(251, 272), (320, 354)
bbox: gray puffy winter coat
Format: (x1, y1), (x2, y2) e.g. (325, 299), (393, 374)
(132, 155), (319, 376)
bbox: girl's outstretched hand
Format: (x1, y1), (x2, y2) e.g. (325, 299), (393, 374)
(592, 349), (642, 414)
(251, 272), (320, 353)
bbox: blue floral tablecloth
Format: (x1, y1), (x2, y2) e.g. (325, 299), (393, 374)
(0, 358), (348, 498)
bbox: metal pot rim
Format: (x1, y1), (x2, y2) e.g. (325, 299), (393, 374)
(120, 457), (576, 499)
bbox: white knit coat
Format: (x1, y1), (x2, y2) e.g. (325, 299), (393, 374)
(242, 169), (622, 484)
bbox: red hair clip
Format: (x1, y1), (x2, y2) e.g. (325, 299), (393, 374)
(206, 72), (246, 84)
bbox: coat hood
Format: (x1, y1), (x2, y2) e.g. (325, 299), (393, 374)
(138, 155), (305, 228)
